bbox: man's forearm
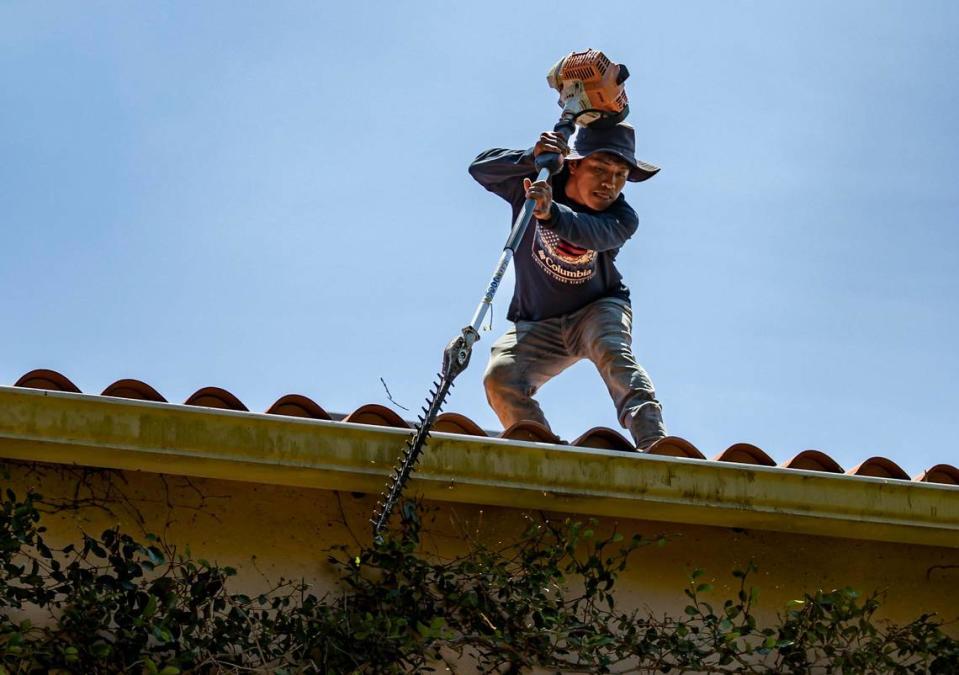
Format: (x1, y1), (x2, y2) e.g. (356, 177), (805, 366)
(541, 202), (639, 252)
(468, 148), (536, 199)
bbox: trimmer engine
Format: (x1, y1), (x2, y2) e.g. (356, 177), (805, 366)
(546, 49), (630, 128)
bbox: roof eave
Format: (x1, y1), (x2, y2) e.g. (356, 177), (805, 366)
(1, 386), (956, 548)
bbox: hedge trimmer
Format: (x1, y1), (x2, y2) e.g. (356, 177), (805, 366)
(371, 49), (633, 540)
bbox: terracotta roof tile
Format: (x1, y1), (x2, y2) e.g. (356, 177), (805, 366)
(433, 412), (488, 437)
(571, 427), (635, 452)
(101, 379), (167, 403)
(847, 456), (910, 480)
(184, 386), (248, 412)
(343, 404), (411, 429)
(501, 420), (562, 444)
(782, 449), (844, 474)
(644, 436), (706, 459)
(8, 369), (949, 486)
(643, 436), (705, 459)
(915, 464), (959, 485)
(15, 369), (81, 393)
(266, 394), (331, 420)
(714, 443), (776, 466)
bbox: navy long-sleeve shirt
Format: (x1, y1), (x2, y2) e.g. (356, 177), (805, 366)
(469, 147), (638, 322)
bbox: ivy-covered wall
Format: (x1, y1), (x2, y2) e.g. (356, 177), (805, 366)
(5, 459), (957, 635)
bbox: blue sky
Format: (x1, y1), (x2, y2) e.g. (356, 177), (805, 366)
(2, 1), (957, 476)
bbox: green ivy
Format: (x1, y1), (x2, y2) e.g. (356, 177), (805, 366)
(0, 483), (956, 673)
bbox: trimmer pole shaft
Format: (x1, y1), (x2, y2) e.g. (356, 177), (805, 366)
(469, 166), (549, 333)
(470, 110), (576, 332)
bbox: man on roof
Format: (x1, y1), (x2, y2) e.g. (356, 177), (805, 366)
(469, 122), (666, 449)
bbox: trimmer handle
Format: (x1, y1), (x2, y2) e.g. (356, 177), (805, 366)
(533, 118), (576, 176)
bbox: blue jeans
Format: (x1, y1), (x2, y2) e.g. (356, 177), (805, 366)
(483, 297), (666, 447)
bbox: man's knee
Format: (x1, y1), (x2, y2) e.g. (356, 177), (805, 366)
(483, 360), (520, 398)
(594, 330), (631, 354)
(592, 337), (637, 374)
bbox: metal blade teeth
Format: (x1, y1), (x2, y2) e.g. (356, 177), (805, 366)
(373, 368), (457, 537)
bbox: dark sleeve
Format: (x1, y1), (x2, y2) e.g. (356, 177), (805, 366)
(468, 148), (536, 203)
(541, 198), (639, 252)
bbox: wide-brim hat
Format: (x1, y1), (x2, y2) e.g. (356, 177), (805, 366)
(566, 122), (659, 182)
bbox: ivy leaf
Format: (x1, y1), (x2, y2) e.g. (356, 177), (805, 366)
(92, 642), (112, 658)
(143, 594), (158, 618)
(145, 546), (165, 566)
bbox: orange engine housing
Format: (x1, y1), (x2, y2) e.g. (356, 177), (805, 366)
(547, 49), (629, 125)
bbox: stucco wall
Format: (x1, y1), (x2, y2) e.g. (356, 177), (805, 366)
(5, 459), (957, 636)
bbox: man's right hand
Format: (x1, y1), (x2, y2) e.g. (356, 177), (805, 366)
(532, 131), (570, 170)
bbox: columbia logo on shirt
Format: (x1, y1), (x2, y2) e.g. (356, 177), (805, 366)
(532, 224), (597, 284)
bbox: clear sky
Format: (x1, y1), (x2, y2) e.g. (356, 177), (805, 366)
(2, 2), (957, 477)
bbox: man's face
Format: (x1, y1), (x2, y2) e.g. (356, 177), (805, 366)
(565, 152), (631, 211)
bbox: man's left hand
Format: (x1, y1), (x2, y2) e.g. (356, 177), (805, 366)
(523, 177), (552, 221)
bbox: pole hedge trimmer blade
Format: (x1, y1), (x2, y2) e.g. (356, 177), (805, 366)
(370, 370), (451, 538)
(371, 331), (474, 539)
